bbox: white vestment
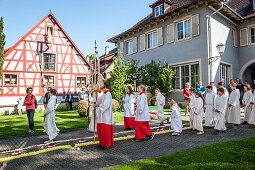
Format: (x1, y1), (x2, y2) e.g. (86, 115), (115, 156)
(155, 92), (166, 122)
(193, 97), (204, 131)
(214, 95), (227, 131)
(123, 94), (135, 117)
(248, 92), (255, 125)
(212, 86), (217, 94)
(227, 89), (241, 124)
(44, 95), (59, 140)
(223, 87), (230, 120)
(171, 106), (182, 133)
(89, 94), (103, 132)
(189, 94), (196, 128)
(242, 90), (253, 122)
(97, 92), (114, 125)
(136, 93), (150, 121)
(205, 92), (216, 127)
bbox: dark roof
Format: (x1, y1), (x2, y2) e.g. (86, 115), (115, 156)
(107, 0), (255, 43)
(100, 47), (118, 59)
(149, 0), (172, 8)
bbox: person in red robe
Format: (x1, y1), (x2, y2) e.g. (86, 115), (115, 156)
(123, 86), (136, 130)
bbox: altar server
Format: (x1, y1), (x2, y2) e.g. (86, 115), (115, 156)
(123, 86), (136, 130)
(94, 83), (114, 149)
(155, 88), (168, 126)
(227, 83), (241, 128)
(242, 85), (253, 124)
(248, 91), (255, 127)
(134, 85), (154, 142)
(193, 92), (205, 135)
(205, 86), (216, 127)
(218, 82), (229, 120)
(214, 88), (227, 134)
(168, 99), (182, 136)
(89, 91), (103, 133)
(188, 89), (196, 129)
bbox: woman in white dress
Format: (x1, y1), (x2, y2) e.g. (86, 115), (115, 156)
(242, 85), (253, 124)
(123, 86), (135, 130)
(44, 88), (59, 144)
(168, 99), (182, 136)
(155, 88), (168, 126)
(193, 92), (205, 135)
(188, 89), (196, 129)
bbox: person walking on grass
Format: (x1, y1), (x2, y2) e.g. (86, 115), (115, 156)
(168, 99), (182, 136)
(193, 92), (205, 135)
(133, 85), (154, 142)
(188, 89), (196, 130)
(155, 88), (169, 126)
(183, 83), (191, 116)
(227, 83), (241, 128)
(123, 86), (136, 130)
(214, 88), (227, 135)
(23, 87), (36, 134)
(205, 86), (216, 128)
(44, 88), (59, 144)
(242, 85), (253, 125)
(65, 91), (74, 110)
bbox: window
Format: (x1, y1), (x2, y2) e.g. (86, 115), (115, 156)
(154, 5), (164, 17)
(126, 40), (133, 55)
(232, 28), (238, 47)
(147, 31), (158, 49)
(173, 63), (200, 89)
(251, 27), (255, 44)
(219, 64), (231, 87)
(43, 75), (54, 87)
(77, 77), (87, 87)
(4, 74), (17, 86)
(177, 19), (191, 41)
(46, 26), (53, 36)
(43, 53), (56, 71)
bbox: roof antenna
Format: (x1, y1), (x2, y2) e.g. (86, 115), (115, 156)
(50, 8), (52, 13)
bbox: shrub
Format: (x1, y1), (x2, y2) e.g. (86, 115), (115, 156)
(112, 99), (120, 112)
(78, 100), (89, 117)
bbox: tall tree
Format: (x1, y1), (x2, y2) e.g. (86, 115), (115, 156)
(0, 17), (5, 80)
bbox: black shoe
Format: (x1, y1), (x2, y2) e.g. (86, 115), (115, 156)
(213, 130), (220, 135)
(166, 117), (170, 123)
(98, 145), (103, 148)
(124, 128), (130, 131)
(132, 138), (137, 141)
(241, 121), (248, 125)
(148, 133), (155, 141)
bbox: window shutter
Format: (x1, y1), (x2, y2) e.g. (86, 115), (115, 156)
(119, 42), (124, 55)
(133, 37), (138, 53)
(240, 28), (248, 46)
(192, 14), (199, 37)
(140, 34), (145, 51)
(157, 27), (163, 46)
(167, 23), (174, 43)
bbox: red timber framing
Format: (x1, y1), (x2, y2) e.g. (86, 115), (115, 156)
(1, 12), (90, 99)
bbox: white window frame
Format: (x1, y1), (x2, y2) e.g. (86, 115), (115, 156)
(43, 75), (55, 87)
(232, 27), (238, 47)
(126, 39), (133, 55)
(250, 26), (255, 45)
(219, 62), (232, 87)
(4, 73), (18, 86)
(46, 26), (54, 36)
(146, 30), (158, 50)
(43, 53), (56, 72)
(154, 4), (164, 17)
(176, 18), (191, 42)
(76, 77), (87, 87)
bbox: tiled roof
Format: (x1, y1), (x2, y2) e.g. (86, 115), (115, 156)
(225, 0), (253, 17)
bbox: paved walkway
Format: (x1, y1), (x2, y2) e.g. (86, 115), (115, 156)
(0, 119), (255, 170)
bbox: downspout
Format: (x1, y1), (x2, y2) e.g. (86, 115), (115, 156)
(207, 1), (224, 83)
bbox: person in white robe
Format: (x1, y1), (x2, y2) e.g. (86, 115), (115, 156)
(210, 82), (217, 94)
(205, 86), (216, 127)
(168, 99), (182, 136)
(89, 92), (103, 132)
(193, 92), (205, 135)
(188, 89), (196, 129)
(123, 86), (135, 130)
(218, 82), (229, 121)
(155, 88), (168, 126)
(214, 87), (227, 134)
(242, 85), (253, 124)
(248, 91), (255, 126)
(227, 83), (241, 128)
(44, 89), (59, 144)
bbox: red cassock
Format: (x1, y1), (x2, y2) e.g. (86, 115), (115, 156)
(124, 117), (136, 129)
(97, 123), (114, 147)
(135, 121), (152, 139)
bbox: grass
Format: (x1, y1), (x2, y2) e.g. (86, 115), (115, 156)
(110, 137), (255, 170)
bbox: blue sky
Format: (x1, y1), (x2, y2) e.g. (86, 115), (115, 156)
(0, 0), (154, 56)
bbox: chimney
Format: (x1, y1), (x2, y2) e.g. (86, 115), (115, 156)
(105, 46), (109, 55)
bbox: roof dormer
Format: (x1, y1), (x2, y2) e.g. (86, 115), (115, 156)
(150, 0), (172, 18)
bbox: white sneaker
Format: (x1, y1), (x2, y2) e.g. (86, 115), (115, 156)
(197, 131), (204, 135)
(172, 132), (180, 136)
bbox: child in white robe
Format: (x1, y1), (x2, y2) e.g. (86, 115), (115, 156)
(168, 99), (182, 136)
(155, 88), (168, 126)
(193, 92), (205, 135)
(248, 91), (255, 127)
(188, 89), (196, 129)
(89, 92), (103, 132)
(205, 86), (216, 128)
(214, 87), (227, 134)
(242, 85), (253, 124)
(218, 82), (229, 121)
(227, 83), (241, 128)
(123, 86), (135, 130)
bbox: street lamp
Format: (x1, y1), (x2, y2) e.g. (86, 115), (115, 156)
(209, 43), (225, 64)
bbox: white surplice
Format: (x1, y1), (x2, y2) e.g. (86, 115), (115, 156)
(212, 86), (217, 94)
(214, 95), (227, 131)
(193, 97), (204, 131)
(248, 92), (255, 125)
(97, 91), (114, 125)
(205, 92), (216, 127)
(89, 94), (103, 132)
(44, 95), (59, 140)
(123, 94), (135, 117)
(227, 89), (241, 124)
(189, 94), (196, 128)
(171, 106), (182, 133)
(155, 92), (166, 122)
(223, 87), (230, 120)
(136, 93), (150, 121)
(242, 90), (253, 122)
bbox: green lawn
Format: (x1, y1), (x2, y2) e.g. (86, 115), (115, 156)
(110, 137), (255, 170)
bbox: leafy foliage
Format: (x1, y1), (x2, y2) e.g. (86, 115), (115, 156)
(126, 59), (139, 85)
(0, 17), (5, 80)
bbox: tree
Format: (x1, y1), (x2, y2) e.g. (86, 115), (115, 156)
(109, 53), (128, 104)
(0, 17), (5, 80)
(126, 59), (139, 85)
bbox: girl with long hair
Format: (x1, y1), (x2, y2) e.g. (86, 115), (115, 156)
(168, 99), (182, 136)
(193, 92), (205, 135)
(123, 86), (136, 130)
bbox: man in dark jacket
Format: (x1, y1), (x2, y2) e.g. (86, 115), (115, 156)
(65, 91), (74, 110)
